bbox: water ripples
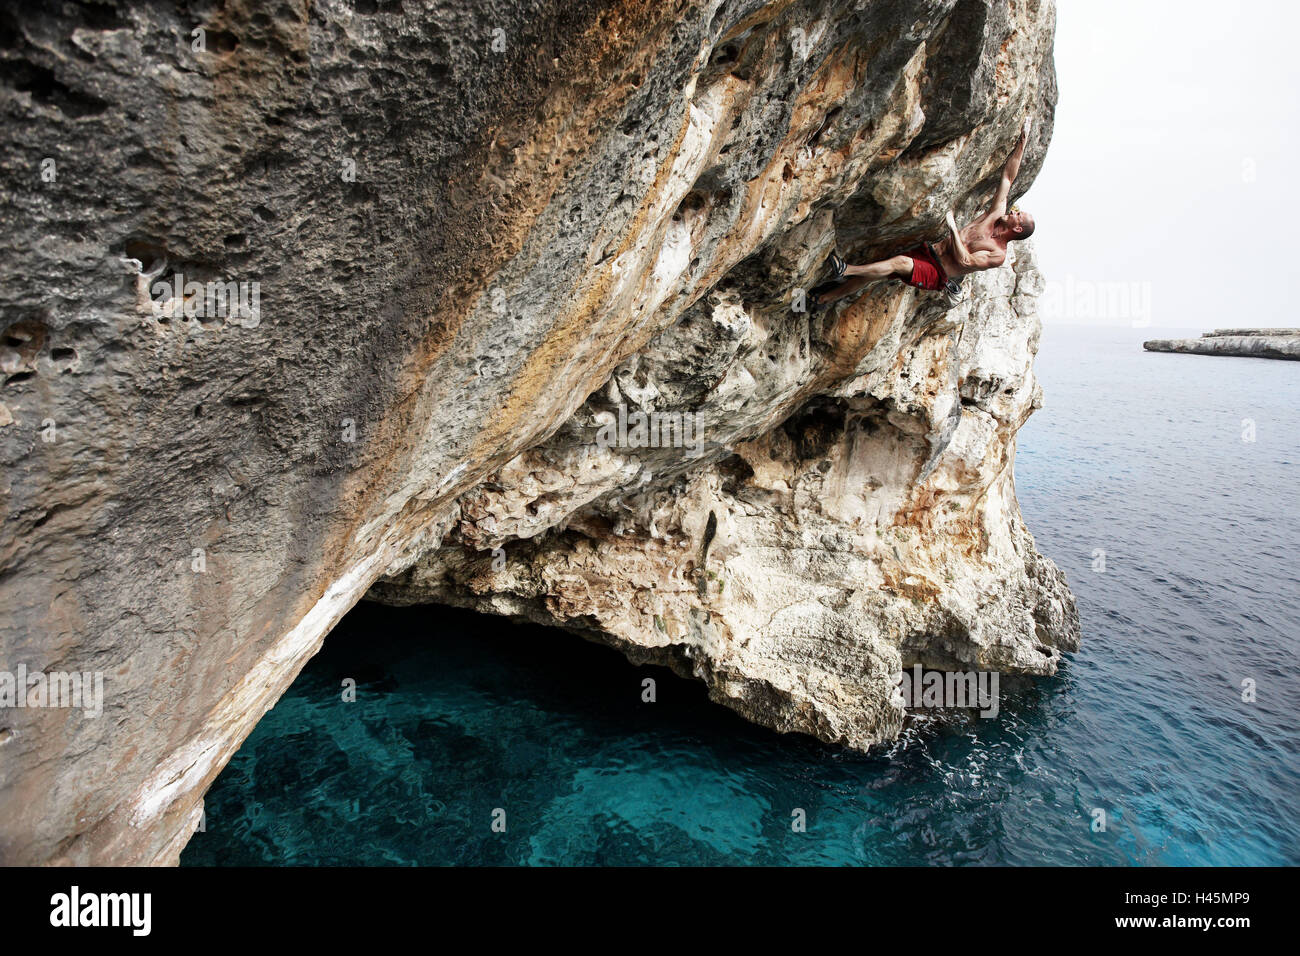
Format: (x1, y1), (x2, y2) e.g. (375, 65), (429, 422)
(184, 326), (1300, 866)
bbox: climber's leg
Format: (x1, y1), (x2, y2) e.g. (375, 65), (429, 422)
(815, 274), (869, 305)
(815, 255), (913, 304)
(843, 254), (914, 281)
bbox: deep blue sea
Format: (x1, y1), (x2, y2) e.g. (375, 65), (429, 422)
(182, 324), (1300, 866)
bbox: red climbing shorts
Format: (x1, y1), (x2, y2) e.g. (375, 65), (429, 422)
(902, 243), (947, 291)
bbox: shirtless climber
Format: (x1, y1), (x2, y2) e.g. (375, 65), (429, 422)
(815, 117), (1034, 307)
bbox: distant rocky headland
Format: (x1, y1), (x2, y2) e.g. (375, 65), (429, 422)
(1144, 329), (1300, 360)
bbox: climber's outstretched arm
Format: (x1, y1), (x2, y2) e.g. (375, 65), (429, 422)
(984, 116), (1031, 221)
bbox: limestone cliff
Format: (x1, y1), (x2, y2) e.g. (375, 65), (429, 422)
(0, 0), (1075, 865)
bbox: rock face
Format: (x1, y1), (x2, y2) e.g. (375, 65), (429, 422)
(372, 246), (1077, 747)
(1144, 329), (1300, 360)
(0, 0), (1073, 865)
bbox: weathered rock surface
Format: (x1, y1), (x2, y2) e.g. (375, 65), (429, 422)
(373, 245), (1079, 747)
(1144, 329), (1300, 361)
(0, 0), (1073, 865)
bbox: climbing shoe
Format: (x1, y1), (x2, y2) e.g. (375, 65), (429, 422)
(826, 251), (847, 281)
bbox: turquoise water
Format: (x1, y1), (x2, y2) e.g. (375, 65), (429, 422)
(182, 324), (1300, 866)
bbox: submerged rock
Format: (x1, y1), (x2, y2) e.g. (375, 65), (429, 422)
(1143, 330), (1300, 360)
(0, 0), (1073, 864)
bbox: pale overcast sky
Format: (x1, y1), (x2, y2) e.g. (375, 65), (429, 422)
(1029, 0), (1300, 328)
